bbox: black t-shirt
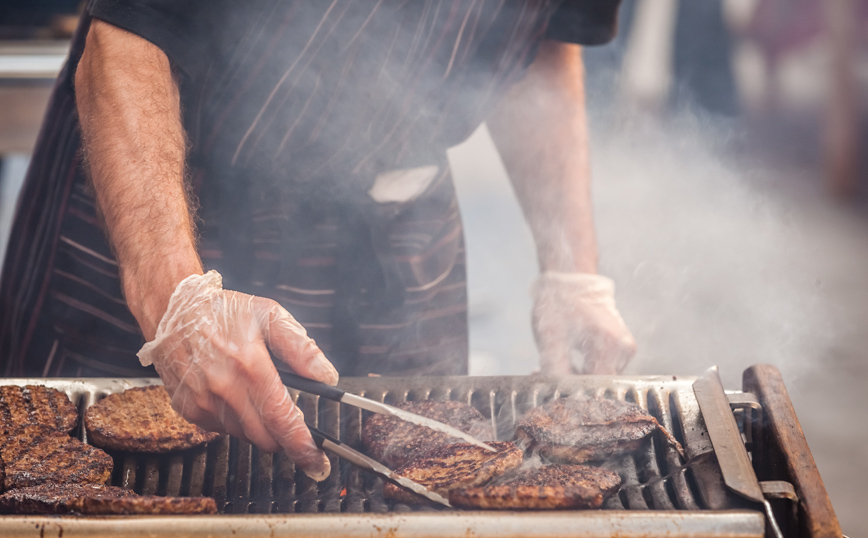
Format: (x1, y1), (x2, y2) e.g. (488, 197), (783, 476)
(86, 0), (620, 195)
(89, 1), (621, 76)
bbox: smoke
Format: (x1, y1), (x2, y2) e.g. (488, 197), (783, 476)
(486, 451), (547, 486)
(588, 106), (839, 387)
(453, 81), (842, 390)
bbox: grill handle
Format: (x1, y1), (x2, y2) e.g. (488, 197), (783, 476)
(743, 364), (843, 538)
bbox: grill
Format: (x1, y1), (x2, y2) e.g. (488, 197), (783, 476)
(0, 365), (841, 538)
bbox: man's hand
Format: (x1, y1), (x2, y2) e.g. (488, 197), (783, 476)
(138, 271), (338, 480)
(76, 21), (337, 479)
(532, 272), (636, 374)
(487, 41), (636, 374)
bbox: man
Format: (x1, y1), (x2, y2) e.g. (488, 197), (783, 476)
(0, 1), (635, 480)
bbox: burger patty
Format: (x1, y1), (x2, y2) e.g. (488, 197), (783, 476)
(85, 385), (220, 452)
(1, 424), (113, 491)
(0, 483), (217, 515)
(0, 385), (78, 433)
(514, 397), (683, 463)
(449, 464), (622, 510)
(81, 495), (218, 515)
(384, 441), (523, 505)
(362, 400), (495, 468)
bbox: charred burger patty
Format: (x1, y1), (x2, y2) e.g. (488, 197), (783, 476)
(0, 423), (113, 492)
(85, 385), (220, 452)
(0, 385), (78, 433)
(449, 464), (622, 510)
(0, 483), (217, 515)
(362, 400), (495, 468)
(514, 397), (683, 463)
(384, 441), (523, 505)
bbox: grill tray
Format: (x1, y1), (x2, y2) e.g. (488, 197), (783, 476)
(0, 376), (767, 538)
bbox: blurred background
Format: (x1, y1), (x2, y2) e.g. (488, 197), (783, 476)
(1, 0), (866, 532)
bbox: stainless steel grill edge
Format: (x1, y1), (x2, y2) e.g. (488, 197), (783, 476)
(0, 368), (837, 537)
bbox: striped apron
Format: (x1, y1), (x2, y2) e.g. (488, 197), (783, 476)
(0, 0), (563, 377)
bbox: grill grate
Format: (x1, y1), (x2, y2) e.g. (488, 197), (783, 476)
(5, 376), (748, 515)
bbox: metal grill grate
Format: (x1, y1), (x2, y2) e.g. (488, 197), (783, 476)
(3, 376), (749, 515)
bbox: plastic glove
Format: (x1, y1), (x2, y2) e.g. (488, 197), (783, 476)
(532, 272), (636, 375)
(138, 270), (339, 481)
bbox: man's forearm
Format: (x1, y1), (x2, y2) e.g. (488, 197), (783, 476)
(487, 41), (598, 275)
(75, 20), (202, 340)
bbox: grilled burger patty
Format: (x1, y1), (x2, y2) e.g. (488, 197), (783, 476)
(449, 464), (622, 510)
(0, 484), (135, 514)
(0, 483), (217, 515)
(0, 385), (78, 433)
(514, 397), (682, 463)
(81, 494), (218, 515)
(384, 441), (523, 504)
(85, 385), (220, 452)
(363, 400), (495, 468)
(0, 424), (113, 491)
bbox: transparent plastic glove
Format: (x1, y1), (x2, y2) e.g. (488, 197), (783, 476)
(137, 270), (339, 481)
(532, 272), (637, 375)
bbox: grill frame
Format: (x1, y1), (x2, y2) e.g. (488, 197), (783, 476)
(1, 511), (767, 538)
(0, 369), (826, 538)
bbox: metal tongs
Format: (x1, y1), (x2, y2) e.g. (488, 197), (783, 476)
(279, 372), (495, 451)
(279, 371), (496, 507)
(306, 423), (452, 507)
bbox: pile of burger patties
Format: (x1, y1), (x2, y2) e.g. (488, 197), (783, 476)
(0, 384), (219, 515)
(362, 397), (684, 510)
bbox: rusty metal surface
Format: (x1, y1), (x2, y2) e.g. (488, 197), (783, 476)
(760, 481), (798, 503)
(0, 511), (766, 538)
(743, 365), (843, 538)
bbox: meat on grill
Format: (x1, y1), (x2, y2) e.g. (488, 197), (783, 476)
(0, 483), (217, 515)
(0, 385), (78, 433)
(0, 424), (113, 492)
(449, 464), (621, 510)
(384, 441), (523, 505)
(81, 494), (218, 515)
(514, 397), (684, 463)
(85, 385), (220, 452)
(362, 400), (495, 468)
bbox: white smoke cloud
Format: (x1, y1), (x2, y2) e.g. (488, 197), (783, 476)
(452, 102), (845, 390)
(589, 109), (840, 388)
